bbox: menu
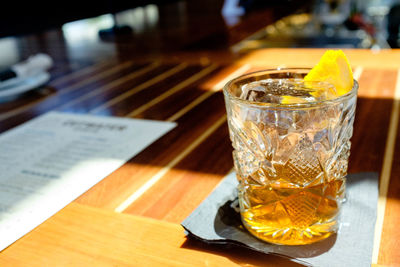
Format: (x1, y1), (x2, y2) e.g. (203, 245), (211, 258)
(0, 112), (176, 251)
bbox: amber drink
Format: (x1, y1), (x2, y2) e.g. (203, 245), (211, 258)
(223, 69), (358, 245)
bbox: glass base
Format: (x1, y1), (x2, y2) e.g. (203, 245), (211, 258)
(241, 216), (337, 245)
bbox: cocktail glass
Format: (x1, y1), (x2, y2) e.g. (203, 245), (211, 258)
(223, 68), (358, 245)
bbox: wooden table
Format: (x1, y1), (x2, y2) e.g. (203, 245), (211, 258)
(0, 48), (399, 266)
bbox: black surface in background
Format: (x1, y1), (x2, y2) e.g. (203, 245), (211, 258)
(0, 0), (178, 38)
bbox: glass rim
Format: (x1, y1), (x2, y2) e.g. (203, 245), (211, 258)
(223, 68), (359, 109)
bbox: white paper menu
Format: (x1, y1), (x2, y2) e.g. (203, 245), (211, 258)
(0, 112), (176, 251)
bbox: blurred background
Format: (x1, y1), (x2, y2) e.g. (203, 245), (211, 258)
(0, 0), (399, 73)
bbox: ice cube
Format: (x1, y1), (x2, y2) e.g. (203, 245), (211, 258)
(239, 79), (337, 104)
(240, 84), (267, 100)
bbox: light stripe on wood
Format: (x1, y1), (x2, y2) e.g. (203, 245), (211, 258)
(57, 62), (160, 110)
(167, 64), (251, 122)
(50, 60), (113, 87)
(89, 63), (188, 114)
(0, 97), (53, 122)
(0, 61), (140, 122)
(126, 64), (218, 117)
(372, 69), (400, 264)
(114, 115), (227, 213)
(56, 61), (137, 94)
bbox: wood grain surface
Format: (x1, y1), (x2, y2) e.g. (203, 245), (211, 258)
(0, 203), (302, 267)
(0, 47), (399, 266)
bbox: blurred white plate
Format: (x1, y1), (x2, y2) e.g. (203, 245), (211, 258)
(0, 72), (50, 101)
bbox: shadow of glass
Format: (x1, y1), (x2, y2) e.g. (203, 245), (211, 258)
(180, 234), (304, 267)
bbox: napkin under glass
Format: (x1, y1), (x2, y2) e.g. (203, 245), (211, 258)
(182, 172), (378, 267)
